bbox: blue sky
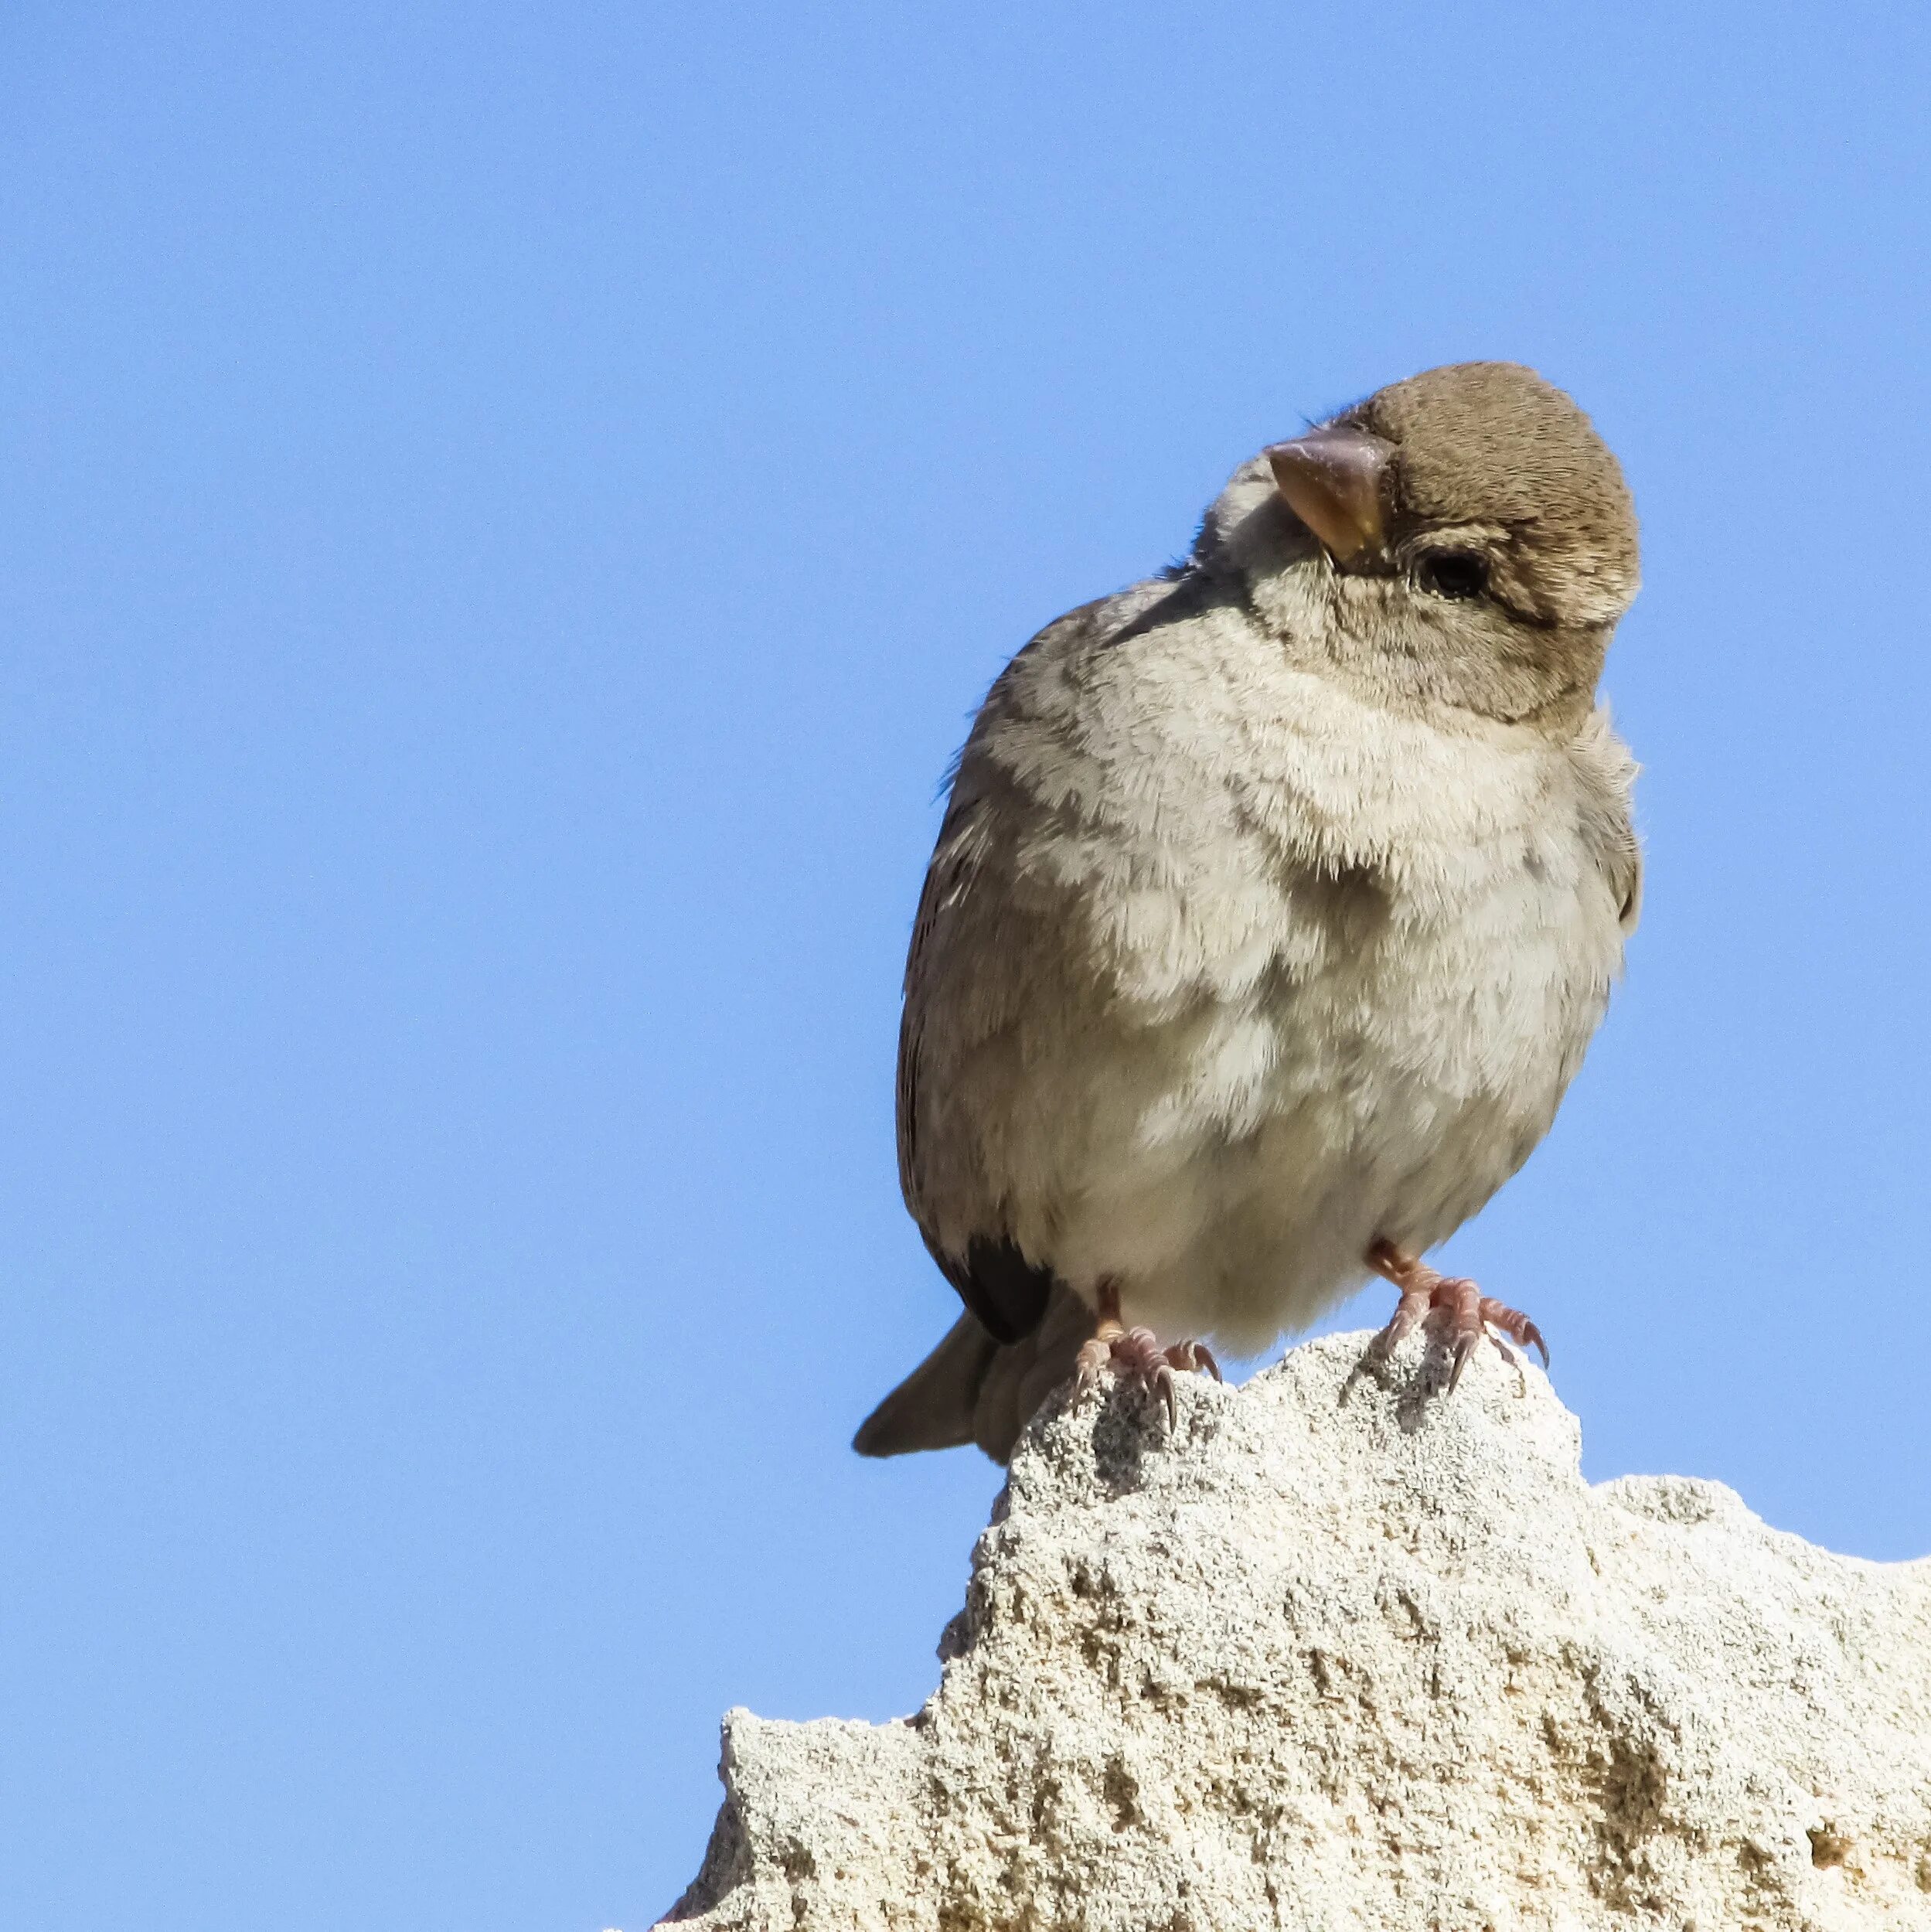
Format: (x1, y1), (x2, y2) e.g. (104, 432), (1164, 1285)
(4, 5), (1929, 1928)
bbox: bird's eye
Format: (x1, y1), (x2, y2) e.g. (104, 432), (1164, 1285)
(1416, 550), (1489, 601)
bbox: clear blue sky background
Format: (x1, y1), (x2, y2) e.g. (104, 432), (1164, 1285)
(5, 5), (1929, 1927)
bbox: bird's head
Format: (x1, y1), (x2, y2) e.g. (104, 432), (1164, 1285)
(1198, 362), (1640, 728)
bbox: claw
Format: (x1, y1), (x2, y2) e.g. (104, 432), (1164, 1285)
(1374, 1284), (1432, 1359)
(1073, 1334), (1111, 1402)
(1074, 1310), (1221, 1431)
(1478, 1295), (1550, 1368)
(1365, 1240), (1551, 1392)
(1162, 1338), (1223, 1382)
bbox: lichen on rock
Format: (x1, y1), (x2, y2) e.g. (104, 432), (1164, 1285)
(665, 1330), (1931, 1930)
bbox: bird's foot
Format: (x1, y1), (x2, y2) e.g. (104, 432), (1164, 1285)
(1074, 1291), (1221, 1429)
(1365, 1240), (1548, 1391)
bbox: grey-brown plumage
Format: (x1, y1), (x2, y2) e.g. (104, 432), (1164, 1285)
(851, 1282), (1092, 1461)
(857, 363), (1641, 1462)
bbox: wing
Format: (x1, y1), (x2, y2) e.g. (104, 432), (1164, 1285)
(895, 786), (1056, 1344)
(1576, 710), (1642, 939)
(1612, 835), (1643, 937)
(893, 603), (1119, 1348)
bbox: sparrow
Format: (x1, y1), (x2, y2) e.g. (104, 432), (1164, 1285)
(854, 362), (1641, 1463)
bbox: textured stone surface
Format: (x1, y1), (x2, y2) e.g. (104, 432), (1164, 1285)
(665, 1331), (1931, 1930)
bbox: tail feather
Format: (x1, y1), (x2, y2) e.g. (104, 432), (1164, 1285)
(853, 1283), (1094, 1464)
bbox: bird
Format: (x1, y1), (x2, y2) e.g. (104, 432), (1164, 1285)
(854, 362), (1641, 1463)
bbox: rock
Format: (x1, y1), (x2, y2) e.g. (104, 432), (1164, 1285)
(663, 1330), (1931, 1930)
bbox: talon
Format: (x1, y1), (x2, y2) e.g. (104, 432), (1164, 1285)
(1073, 1334), (1112, 1399)
(1373, 1286), (1432, 1358)
(1071, 1300), (1221, 1428)
(1116, 1326), (1163, 1380)
(1477, 1294), (1549, 1369)
(1364, 1242), (1551, 1394)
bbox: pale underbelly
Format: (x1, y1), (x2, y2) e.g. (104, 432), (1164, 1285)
(1037, 1072), (1563, 1354)
(989, 918), (1609, 1354)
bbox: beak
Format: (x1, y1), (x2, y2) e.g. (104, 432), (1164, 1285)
(1265, 425), (1395, 564)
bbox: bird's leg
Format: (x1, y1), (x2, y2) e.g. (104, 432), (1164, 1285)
(1365, 1239), (1548, 1391)
(1074, 1278), (1221, 1427)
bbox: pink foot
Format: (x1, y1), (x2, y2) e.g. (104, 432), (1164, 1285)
(1074, 1283), (1221, 1428)
(1365, 1240), (1548, 1391)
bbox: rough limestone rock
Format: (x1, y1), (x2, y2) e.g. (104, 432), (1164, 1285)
(666, 1331), (1931, 1930)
